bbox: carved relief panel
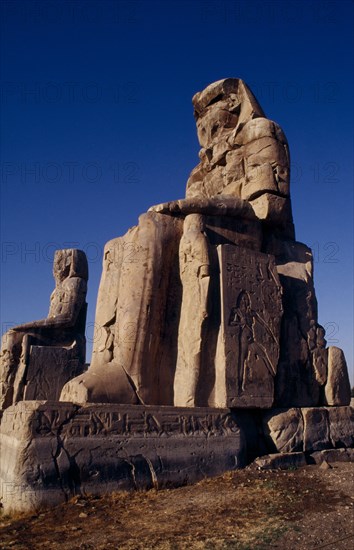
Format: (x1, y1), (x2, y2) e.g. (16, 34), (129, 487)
(218, 245), (283, 408)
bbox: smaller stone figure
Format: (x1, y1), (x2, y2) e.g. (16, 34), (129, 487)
(174, 214), (211, 406)
(229, 290), (277, 392)
(0, 249), (88, 411)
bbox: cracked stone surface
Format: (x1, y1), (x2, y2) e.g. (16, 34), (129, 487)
(0, 401), (245, 513)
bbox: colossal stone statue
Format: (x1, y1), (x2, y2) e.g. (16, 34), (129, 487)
(0, 249), (88, 411)
(60, 78), (350, 410)
(1, 79), (352, 514)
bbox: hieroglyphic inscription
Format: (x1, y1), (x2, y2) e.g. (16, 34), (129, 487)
(219, 245), (283, 407)
(33, 405), (240, 439)
(0, 402), (78, 438)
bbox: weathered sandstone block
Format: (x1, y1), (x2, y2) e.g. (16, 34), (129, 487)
(0, 401), (245, 514)
(302, 407), (331, 452)
(262, 408), (304, 453)
(262, 406), (353, 454)
(324, 347), (351, 406)
(326, 406), (354, 448)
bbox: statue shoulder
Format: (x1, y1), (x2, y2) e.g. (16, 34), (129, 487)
(235, 117), (288, 146)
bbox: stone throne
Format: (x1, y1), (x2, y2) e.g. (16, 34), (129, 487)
(61, 78), (351, 410)
(0, 249), (88, 411)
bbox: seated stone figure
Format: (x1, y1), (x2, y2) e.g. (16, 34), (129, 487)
(60, 79), (290, 407)
(0, 249), (88, 411)
(61, 78), (350, 409)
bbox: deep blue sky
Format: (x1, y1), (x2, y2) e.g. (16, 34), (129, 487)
(1, 0), (353, 383)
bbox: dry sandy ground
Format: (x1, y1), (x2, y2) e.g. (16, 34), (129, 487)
(1, 462), (353, 550)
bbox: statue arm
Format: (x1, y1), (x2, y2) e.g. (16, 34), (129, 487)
(10, 317), (68, 332)
(12, 278), (87, 332)
(148, 196), (257, 220)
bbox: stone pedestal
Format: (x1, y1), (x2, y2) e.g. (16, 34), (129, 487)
(0, 401), (245, 513)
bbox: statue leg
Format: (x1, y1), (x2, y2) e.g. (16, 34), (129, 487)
(61, 211), (182, 405)
(174, 286), (208, 406)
